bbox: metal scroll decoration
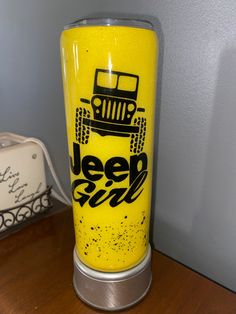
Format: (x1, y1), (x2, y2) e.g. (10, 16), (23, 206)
(0, 186), (52, 235)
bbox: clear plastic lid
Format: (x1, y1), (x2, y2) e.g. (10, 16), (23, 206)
(64, 17), (153, 30)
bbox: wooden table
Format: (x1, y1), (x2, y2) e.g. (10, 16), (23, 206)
(0, 206), (236, 314)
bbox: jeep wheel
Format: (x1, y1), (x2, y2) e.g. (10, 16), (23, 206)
(130, 117), (147, 153)
(75, 107), (90, 144)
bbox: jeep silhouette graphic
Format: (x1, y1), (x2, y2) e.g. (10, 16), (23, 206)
(75, 69), (146, 153)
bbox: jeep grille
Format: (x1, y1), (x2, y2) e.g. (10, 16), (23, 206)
(91, 95), (136, 125)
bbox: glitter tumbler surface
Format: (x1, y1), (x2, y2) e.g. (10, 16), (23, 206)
(61, 19), (158, 272)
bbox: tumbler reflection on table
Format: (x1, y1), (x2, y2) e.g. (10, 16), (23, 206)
(60, 17), (158, 311)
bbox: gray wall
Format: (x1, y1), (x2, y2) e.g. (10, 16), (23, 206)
(0, 0), (103, 190)
(1, 0), (236, 291)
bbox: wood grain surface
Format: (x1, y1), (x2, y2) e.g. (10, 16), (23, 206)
(0, 206), (235, 314)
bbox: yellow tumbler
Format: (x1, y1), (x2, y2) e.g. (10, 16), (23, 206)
(60, 17), (158, 311)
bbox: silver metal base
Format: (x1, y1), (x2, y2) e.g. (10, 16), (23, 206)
(73, 245), (152, 311)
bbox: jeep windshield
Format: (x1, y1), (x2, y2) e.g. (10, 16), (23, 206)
(93, 69), (139, 100)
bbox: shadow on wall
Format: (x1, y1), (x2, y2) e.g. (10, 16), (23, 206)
(81, 12), (165, 247)
(154, 47), (236, 292)
(190, 47), (236, 291)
